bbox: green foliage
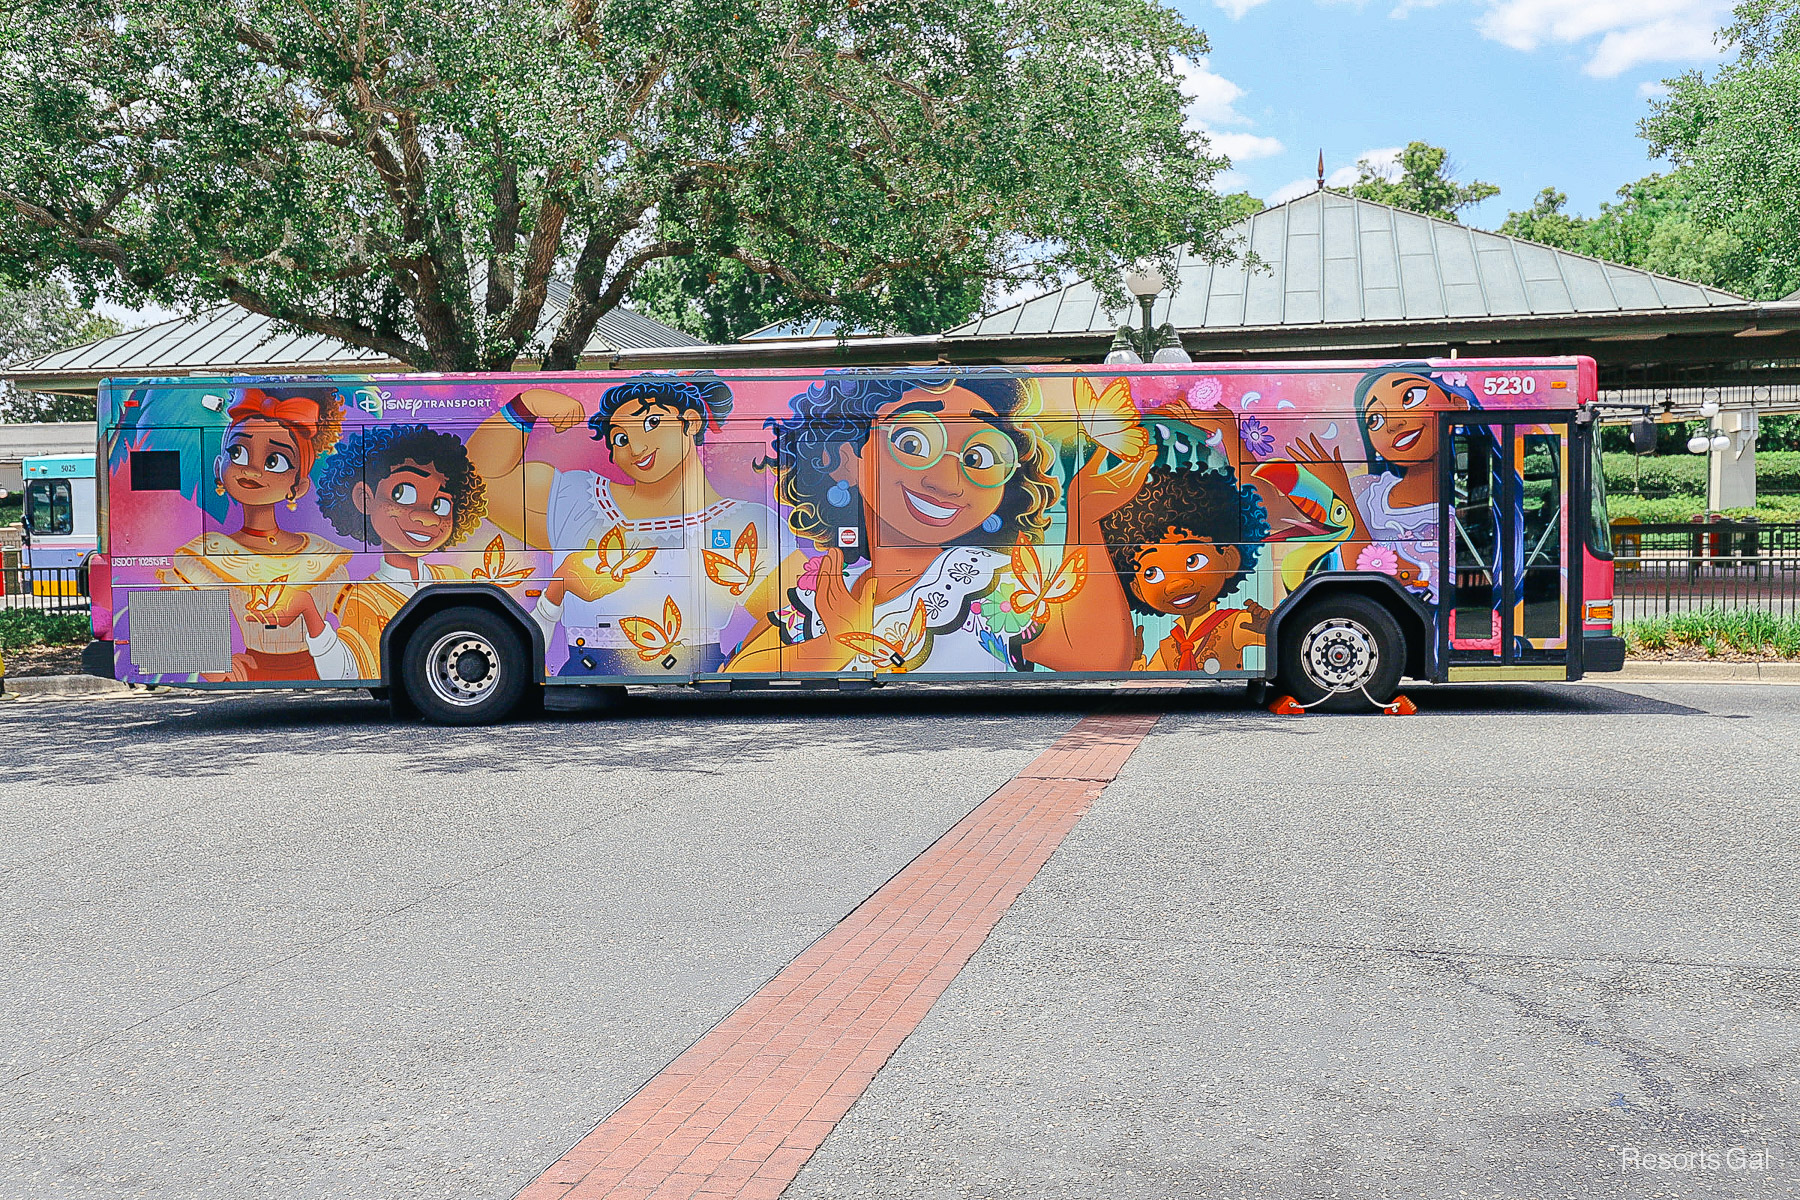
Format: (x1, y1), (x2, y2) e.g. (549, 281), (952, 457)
(1217, 191), (1265, 224)
(1607, 492), (1800, 522)
(1497, 189), (1588, 250)
(0, 280), (119, 421)
(1342, 142), (1499, 223)
(0, 608), (89, 650)
(629, 251), (987, 343)
(1624, 609), (1800, 659)
(1602, 450), (1800, 498)
(1641, 0), (1800, 300)
(0, 0), (1237, 371)
(1500, 173), (1744, 291)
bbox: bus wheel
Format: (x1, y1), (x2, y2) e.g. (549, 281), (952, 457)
(401, 607), (531, 726)
(1275, 595), (1404, 713)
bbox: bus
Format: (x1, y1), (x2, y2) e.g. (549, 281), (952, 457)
(84, 360), (1623, 723)
(22, 452), (97, 597)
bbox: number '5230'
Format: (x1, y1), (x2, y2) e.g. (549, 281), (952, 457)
(1483, 375), (1537, 395)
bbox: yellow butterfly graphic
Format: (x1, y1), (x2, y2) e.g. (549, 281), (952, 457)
(1010, 539), (1087, 625)
(702, 525), (761, 596)
(1073, 375), (1150, 462)
(470, 535), (533, 586)
(244, 575), (291, 621)
(563, 526), (658, 603)
(620, 595), (684, 663)
(835, 600), (930, 672)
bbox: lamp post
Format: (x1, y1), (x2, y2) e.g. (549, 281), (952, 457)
(1105, 261), (1190, 364)
(1686, 398), (1730, 513)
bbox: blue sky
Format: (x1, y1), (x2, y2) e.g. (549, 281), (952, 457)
(1173, 0), (1735, 229)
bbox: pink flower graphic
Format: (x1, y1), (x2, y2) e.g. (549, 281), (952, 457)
(1357, 544), (1400, 576)
(1186, 378), (1223, 407)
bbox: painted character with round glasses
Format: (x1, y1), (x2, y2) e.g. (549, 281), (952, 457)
(726, 373), (1152, 674)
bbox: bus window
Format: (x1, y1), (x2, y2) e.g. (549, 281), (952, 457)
(1585, 433), (1613, 560)
(1519, 431), (1566, 642)
(25, 480), (74, 536)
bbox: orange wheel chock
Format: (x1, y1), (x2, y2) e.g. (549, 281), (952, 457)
(1268, 695), (1306, 715)
(1382, 695), (1418, 716)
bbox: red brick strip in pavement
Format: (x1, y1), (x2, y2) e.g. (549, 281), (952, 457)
(515, 709), (1162, 1200)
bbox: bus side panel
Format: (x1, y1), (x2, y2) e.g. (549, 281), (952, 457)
(96, 360), (1586, 690)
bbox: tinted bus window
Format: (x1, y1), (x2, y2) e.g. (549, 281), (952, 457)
(25, 480), (73, 535)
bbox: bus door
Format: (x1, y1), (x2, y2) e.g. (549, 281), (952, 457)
(1440, 414), (1579, 681)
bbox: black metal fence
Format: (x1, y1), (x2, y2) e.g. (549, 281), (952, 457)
(1611, 521), (1800, 621)
(0, 565), (90, 613)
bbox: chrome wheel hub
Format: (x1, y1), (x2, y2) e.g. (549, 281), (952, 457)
(426, 631), (500, 708)
(1300, 618), (1378, 693)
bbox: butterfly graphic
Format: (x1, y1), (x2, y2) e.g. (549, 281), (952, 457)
(1010, 539), (1087, 625)
(1073, 375), (1150, 463)
(244, 575), (291, 623)
(620, 595), (684, 665)
(470, 536), (533, 586)
(702, 525), (761, 596)
(836, 600), (930, 672)
(563, 526), (658, 602)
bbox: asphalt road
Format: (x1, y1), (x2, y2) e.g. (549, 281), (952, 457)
(2, 680), (1796, 1199)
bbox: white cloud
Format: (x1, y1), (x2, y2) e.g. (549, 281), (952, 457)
(1268, 178), (1320, 206)
(1637, 79), (1672, 98)
(1174, 56), (1286, 165)
(1214, 0), (1276, 16)
(1476, 0), (1730, 77)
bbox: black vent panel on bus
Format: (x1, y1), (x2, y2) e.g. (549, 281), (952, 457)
(130, 449), (182, 491)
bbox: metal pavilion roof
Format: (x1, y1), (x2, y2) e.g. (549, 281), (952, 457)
(10, 277), (704, 393)
(950, 189), (1752, 339)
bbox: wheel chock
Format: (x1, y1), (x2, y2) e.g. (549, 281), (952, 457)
(1269, 695), (1306, 715)
(1381, 694), (1418, 716)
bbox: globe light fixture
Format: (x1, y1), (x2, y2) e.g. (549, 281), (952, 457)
(1111, 259), (1185, 365)
(1687, 433), (1711, 454)
(1711, 432), (1732, 452)
(1122, 261), (1167, 299)
(1699, 399), (1721, 418)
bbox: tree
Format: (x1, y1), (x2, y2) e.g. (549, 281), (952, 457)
(1498, 174), (1746, 291)
(0, 280), (121, 422)
(630, 190), (1268, 343)
(0, 0), (1235, 372)
(1343, 142), (1499, 223)
(1643, 0), (1800, 299)
(628, 253), (987, 343)
(1498, 189), (1589, 251)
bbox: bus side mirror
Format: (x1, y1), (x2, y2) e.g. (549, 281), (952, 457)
(1629, 417), (1657, 455)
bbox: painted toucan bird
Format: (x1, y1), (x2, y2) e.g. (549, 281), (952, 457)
(1250, 461), (1359, 591)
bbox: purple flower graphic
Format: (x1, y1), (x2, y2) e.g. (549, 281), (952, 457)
(1240, 417), (1275, 459)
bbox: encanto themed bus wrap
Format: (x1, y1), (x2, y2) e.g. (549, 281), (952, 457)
(88, 360), (1620, 719)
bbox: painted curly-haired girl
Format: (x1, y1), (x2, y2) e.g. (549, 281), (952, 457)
(1100, 466), (1271, 673)
(726, 371), (1153, 674)
(296, 425), (491, 679)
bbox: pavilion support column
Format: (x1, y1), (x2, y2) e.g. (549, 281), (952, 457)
(1710, 408), (1758, 510)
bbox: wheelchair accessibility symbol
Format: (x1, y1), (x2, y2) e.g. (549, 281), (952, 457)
(710, 528), (731, 549)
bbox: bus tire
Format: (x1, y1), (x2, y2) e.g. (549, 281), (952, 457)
(1275, 594), (1405, 713)
(400, 606), (531, 726)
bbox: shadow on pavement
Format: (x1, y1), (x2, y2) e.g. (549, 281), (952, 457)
(0, 678), (1717, 788)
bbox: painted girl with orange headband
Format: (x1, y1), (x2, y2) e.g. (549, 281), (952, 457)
(166, 386), (354, 682)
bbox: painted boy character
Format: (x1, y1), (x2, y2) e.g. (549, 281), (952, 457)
(1100, 466), (1271, 673)
(299, 425), (489, 678)
(466, 374), (774, 675)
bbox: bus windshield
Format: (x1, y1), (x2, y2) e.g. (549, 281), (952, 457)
(24, 480), (73, 536)
(1585, 433), (1613, 559)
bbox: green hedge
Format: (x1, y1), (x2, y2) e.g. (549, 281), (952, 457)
(1624, 609), (1800, 659)
(1604, 451), (1800, 498)
(0, 609), (91, 650)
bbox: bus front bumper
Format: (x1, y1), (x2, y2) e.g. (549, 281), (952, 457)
(1582, 635), (1627, 674)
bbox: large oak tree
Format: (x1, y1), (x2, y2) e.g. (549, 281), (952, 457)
(0, 0), (1231, 370)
